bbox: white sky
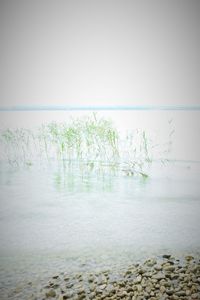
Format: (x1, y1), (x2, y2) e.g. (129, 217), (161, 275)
(0, 0), (200, 107)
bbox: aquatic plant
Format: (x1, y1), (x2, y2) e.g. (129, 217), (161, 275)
(0, 128), (34, 165)
(0, 114), (174, 178)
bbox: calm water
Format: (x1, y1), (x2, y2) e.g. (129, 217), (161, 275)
(0, 160), (200, 253)
(0, 161), (200, 255)
(0, 110), (200, 297)
(0, 160), (200, 290)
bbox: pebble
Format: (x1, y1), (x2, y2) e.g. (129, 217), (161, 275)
(145, 258), (157, 267)
(45, 289), (56, 298)
(152, 272), (166, 280)
(9, 254), (200, 300)
(163, 254), (171, 259)
(185, 255), (194, 261)
(135, 275), (142, 283)
(163, 265), (175, 272)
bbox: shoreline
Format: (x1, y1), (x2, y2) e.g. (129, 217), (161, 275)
(4, 254), (200, 300)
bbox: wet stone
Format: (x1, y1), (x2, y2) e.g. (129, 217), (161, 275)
(10, 254), (200, 300)
(152, 272), (165, 280)
(185, 256), (194, 261)
(163, 254), (171, 259)
(166, 289), (174, 296)
(45, 289), (56, 298)
(163, 265), (175, 272)
(66, 283), (73, 288)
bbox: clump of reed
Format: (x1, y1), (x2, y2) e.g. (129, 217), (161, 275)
(0, 113), (174, 178)
(37, 113), (119, 168)
(0, 128), (35, 166)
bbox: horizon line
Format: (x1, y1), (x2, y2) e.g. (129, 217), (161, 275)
(0, 104), (200, 111)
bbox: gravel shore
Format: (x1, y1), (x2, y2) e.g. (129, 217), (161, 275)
(22, 254), (200, 300)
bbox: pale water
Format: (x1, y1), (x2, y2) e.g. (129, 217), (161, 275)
(0, 110), (200, 297)
(0, 161), (200, 255)
(0, 160), (200, 295)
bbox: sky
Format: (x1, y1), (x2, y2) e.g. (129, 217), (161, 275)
(0, 0), (200, 108)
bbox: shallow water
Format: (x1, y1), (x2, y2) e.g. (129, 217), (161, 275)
(0, 160), (200, 296)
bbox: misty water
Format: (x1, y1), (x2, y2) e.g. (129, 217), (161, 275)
(0, 110), (200, 297)
(0, 160), (200, 294)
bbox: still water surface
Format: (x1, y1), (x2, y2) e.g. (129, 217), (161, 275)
(0, 160), (200, 295)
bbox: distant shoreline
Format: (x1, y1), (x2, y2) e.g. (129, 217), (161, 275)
(1, 104), (200, 111)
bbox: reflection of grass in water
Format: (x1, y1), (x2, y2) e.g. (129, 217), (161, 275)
(53, 168), (114, 193)
(0, 113), (174, 178)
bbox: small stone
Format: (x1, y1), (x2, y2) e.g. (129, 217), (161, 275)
(99, 284), (106, 290)
(88, 292), (96, 299)
(77, 294), (86, 300)
(170, 274), (179, 280)
(125, 270), (132, 276)
(163, 265), (175, 272)
(191, 293), (199, 299)
(135, 275), (142, 283)
(64, 277), (70, 281)
(160, 285), (166, 293)
(145, 259), (157, 267)
(175, 291), (186, 296)
(166, 289), (174, 296)
(66, 283), (73, 288)
(88, 277), (94, 283)
(172, 296), (179, 300)
(118, 281), (125, 287)
(152, 272), (165, 280)
(154, 265), (162, 271)
(127, 286), (134, 292)
(58, 295), (70, 300)
(118, 290), (128, 297)
(77, 288), (85, 295)
(14, 286), (23, 294)
(46, 289), (56, 298)
(89, 284), (95, 292)
(185, 255), (194, 261)
(145, 286), (151, 293)
(137, 284), (142, 292)
(163, 254), (171, 259)
(185, 289), (191, 296)
(138, 267), (146, 274)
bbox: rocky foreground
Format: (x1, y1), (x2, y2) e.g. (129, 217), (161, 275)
(36, 255), (200, 300)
